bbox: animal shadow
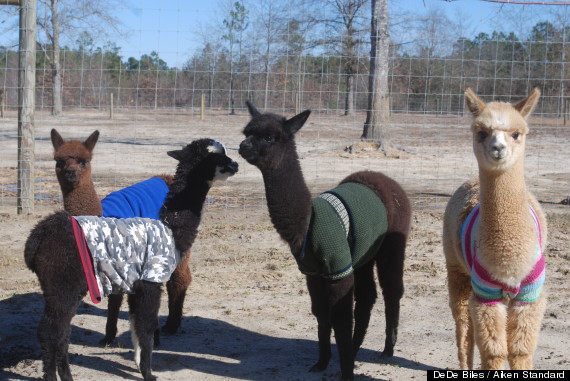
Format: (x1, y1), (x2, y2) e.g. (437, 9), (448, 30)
(1, 293), (436, 380)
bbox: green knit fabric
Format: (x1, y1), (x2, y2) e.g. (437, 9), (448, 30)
(296, 182), (388, 280)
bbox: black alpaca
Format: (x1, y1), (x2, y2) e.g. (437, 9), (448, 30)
(24, 139), (238, 381)
(239, 102), (411, 381)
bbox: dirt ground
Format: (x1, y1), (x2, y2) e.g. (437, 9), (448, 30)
(0, 109), (569, 380)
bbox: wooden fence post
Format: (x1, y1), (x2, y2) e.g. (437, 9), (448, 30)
(17, 0), (36, 215)
(562, 98), (570, 125)
(110, 92), (114, 119)
(0, 89), (4, 118)
(200, 93), (205, 121)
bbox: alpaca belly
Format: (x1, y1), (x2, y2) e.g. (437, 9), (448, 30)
(73, 216), (180, 298)
(101, 177), (169, 220)
(460, 204), (545, 305)
(298, 182), (388, 280)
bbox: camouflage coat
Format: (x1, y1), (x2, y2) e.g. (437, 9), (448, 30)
(74, 216), (180, 298)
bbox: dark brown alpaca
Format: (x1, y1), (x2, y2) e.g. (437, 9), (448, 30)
(50, 129), (194, 345)
(26, 138), (238, 381)
(239, 103), (411, 381)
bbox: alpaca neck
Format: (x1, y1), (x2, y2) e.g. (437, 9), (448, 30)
(61, 181), (102, 216)
(161, 175), (211, 254)
(477, 160), (538, 280)
(478, 160), (529, 221)
(166, 179), (210, 216)
(261, 155), (312, 254)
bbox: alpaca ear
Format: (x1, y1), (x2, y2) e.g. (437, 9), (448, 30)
(285, 110), (311, 134)
(514, 88), (540, 119)
(51, 129), (65, 150)
(83, 130), (99, 152)
(167, 149), (184, 161)
(464, 88), (486, 117)
(246, 101), (261, 117)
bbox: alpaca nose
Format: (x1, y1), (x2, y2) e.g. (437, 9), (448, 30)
(229, 161), (238, 173)
(490, 139), (507, 159)
(239, 140), (251, 152)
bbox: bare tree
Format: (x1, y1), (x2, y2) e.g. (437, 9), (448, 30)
(303, 0), (368, 115)
(362, 0), (390, 143)
(249, 0), (288, 109)
(37, 0), (124, 116)
(222, 0), (249, 115)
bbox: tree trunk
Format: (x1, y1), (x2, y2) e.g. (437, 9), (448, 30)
(51, 0), (62, 116)
(345, 73), (354, 116)
(362, 0), (390, 144)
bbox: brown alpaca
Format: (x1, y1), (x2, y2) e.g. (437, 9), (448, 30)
(26, 138), (238, 381)
(239, 102), (411, 381)
(442, 88), (547, 370)
(50, 129), (193, 346)
(51, 129), (101, 216)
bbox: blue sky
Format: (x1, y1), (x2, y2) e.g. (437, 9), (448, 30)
(0, 0), (562, 68)
(116, 0), (557, 68)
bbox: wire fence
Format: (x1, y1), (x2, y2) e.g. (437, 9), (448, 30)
(1, 2), (569, 214)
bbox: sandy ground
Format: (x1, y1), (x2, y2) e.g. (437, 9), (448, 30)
(0, 109), (569, 380)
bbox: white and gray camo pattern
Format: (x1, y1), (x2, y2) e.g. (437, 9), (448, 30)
(74, 216), (181, 298)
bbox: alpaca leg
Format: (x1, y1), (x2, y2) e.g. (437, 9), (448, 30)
(128, 281), (162, 381)
(306, 275), (332, 373)
(446, 265), (475, 369)
(352, 263), (377, 357)
(100, 293), (123, 345)
(38, 295), (80, 381)
(507, 295), (546, 370)
(55, 311), (75, 381)
(163, 251), (192, 334)
(470, 298), (507, 370)
(375, 235), (405, 358)
(328, 276), (355, 381)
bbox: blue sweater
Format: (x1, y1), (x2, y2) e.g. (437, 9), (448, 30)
(101, 177), (169, 220)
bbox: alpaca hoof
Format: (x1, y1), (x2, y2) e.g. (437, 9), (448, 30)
(380, 349), (394, 358)
(309, 362), (327, 373)
(161, 323), (179, 335)
(99, 336), (114, 346)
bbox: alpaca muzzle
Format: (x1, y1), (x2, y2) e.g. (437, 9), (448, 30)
(224, 160), (239, 174)
(238, 140), (256, 163)
(62, 168), (79, 184)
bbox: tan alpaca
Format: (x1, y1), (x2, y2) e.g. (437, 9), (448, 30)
(443, 88), (547, 370)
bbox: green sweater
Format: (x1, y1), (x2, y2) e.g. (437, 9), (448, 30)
(296, 182), (388, 280)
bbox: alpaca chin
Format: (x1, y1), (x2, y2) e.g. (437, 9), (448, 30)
(208, 165), (237, 186)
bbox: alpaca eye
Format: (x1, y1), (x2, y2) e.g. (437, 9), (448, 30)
(79, 160), (87, 168)
(264, 135), (274, 143)
(55, 159), (65, 168)
(512, 132), (520, 140)
(477, 131), (488, 142)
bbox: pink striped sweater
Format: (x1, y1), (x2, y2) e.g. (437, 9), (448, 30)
(460, 204), (546, 305)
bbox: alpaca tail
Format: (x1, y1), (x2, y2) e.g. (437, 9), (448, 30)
(24, 211), (69, 272)
(24, 223), (44, 272)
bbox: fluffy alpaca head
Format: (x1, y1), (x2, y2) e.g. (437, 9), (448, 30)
(168, 138), (238, 186)
(51, 129), (99, 190)
(464, 88), (540, 173)
(239, 101), (311, 169)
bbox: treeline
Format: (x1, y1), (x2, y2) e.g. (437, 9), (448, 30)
(0, 20), (568, 116)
